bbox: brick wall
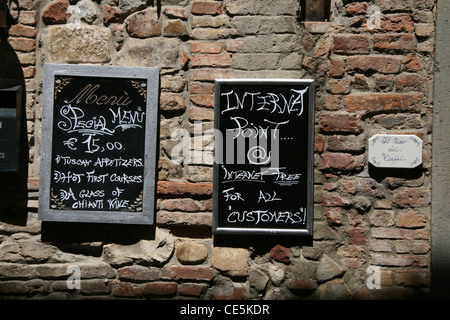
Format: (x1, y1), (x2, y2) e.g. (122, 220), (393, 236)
(0, 0), (435, 300)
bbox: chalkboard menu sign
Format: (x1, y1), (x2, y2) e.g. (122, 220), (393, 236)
(38, 64), (159, 224)
(213, 79), (315, 236)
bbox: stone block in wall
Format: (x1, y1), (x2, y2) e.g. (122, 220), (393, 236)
(176, 241), (208, 265)
(211, 247), (249, 277)
(224, 0), (299, 16)
(102, 228), (175, 266)
(115, 38), (180, 69)
(317, 278), (351, 300)
(46, 25), (112, 63)
(316, 254), (345, 283)
(125, 7), (162, 38)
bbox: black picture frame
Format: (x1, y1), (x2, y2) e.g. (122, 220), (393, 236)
(213, 79), (315, 236)
(38, 63), (159, 225)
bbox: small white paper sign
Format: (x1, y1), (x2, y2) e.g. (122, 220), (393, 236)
(368, 134), (422, 168)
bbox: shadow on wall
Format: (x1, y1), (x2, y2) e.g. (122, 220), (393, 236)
(0, 7), (29, 226)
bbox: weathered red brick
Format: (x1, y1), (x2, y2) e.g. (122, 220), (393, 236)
(373, 34), (417, 52)
(329, 58), (346, 77)
(190, 68), (234, 81)
(270, 244), (290, 263)
(395, 73), (426, 92)
(125, 8), (162, 38)
(178, 283), (207, 297)
(396, 211), (427, 228)
(380, 14), (414, 33)
(0, 280), (50, 295)
(323, 207), (343, 225)
(157, 211), (212, 227)
(345, 2), (369, 16)
(163, 7), (188, 20)
(42, 0), (70, 25)
(315, 136), (324, 153)
(160, 198), (202, 212)
(328, 78), (351, 94)
(118, 266), (160, 282)
(403, 54), (421, 71)
(344, 93), (420, 113)
(371, 227), (413, 240)
(369, 210), (395, 227)
(157, 181), (213, 196)
(190, 81), (214, 94)
(319, 112), (364, 133)
(8, 38), (35, 52)
(190, 94), (214, 107)
(23, 66), (35, 78)
(189, 105), (214, 121)
(18, 11), (36, 26)
(321, 153), (365, 172)
(8, 24), (36, 38)
(142, 282), (178, 296)
(340, 178), (387, 198)
(160, 266), (215, 281)
(191, 53), (232, 67)
(323, 95), (343, 111)
(393, 188), (428, 208)
(332, 34), (370, 54)
(80, 279), (111, 294)
(327, 135), (365, 152)
(191, 1), (223, 15)
(371, 253), (425, 267)
(346, 55), (402, 74)
(225, 39), (242, 52)
(112, 281), (143, 297)
(320, 192), (351, 207)
(349, 228), (366, 245)
(191, 41), (223, 53)
(395, 269), (429, 287)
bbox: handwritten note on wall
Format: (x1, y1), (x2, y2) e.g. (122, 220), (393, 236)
(368, 134), (423, 168)
(213, 79), (315, 236)
(39, 64), (159, 224)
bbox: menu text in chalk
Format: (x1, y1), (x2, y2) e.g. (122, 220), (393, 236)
(38, 64), (159, 225)
(213, 79), (315, 236)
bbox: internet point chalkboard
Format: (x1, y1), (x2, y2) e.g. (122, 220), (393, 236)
(38, 64), (159, 225)
(213, 79), (315, 236)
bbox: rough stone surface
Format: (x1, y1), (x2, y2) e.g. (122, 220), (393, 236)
(46, 25), (112, 63)
(248, 265), (269, 292)
(125, 7), (162, 38)
(317, 279), (351, 300)
(316, 254), (345, 283)
(115, 38), (180, 68)
(176, 241), (208, 265)
(211, 247), (249, 277)
(103, 228), (175, 266)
